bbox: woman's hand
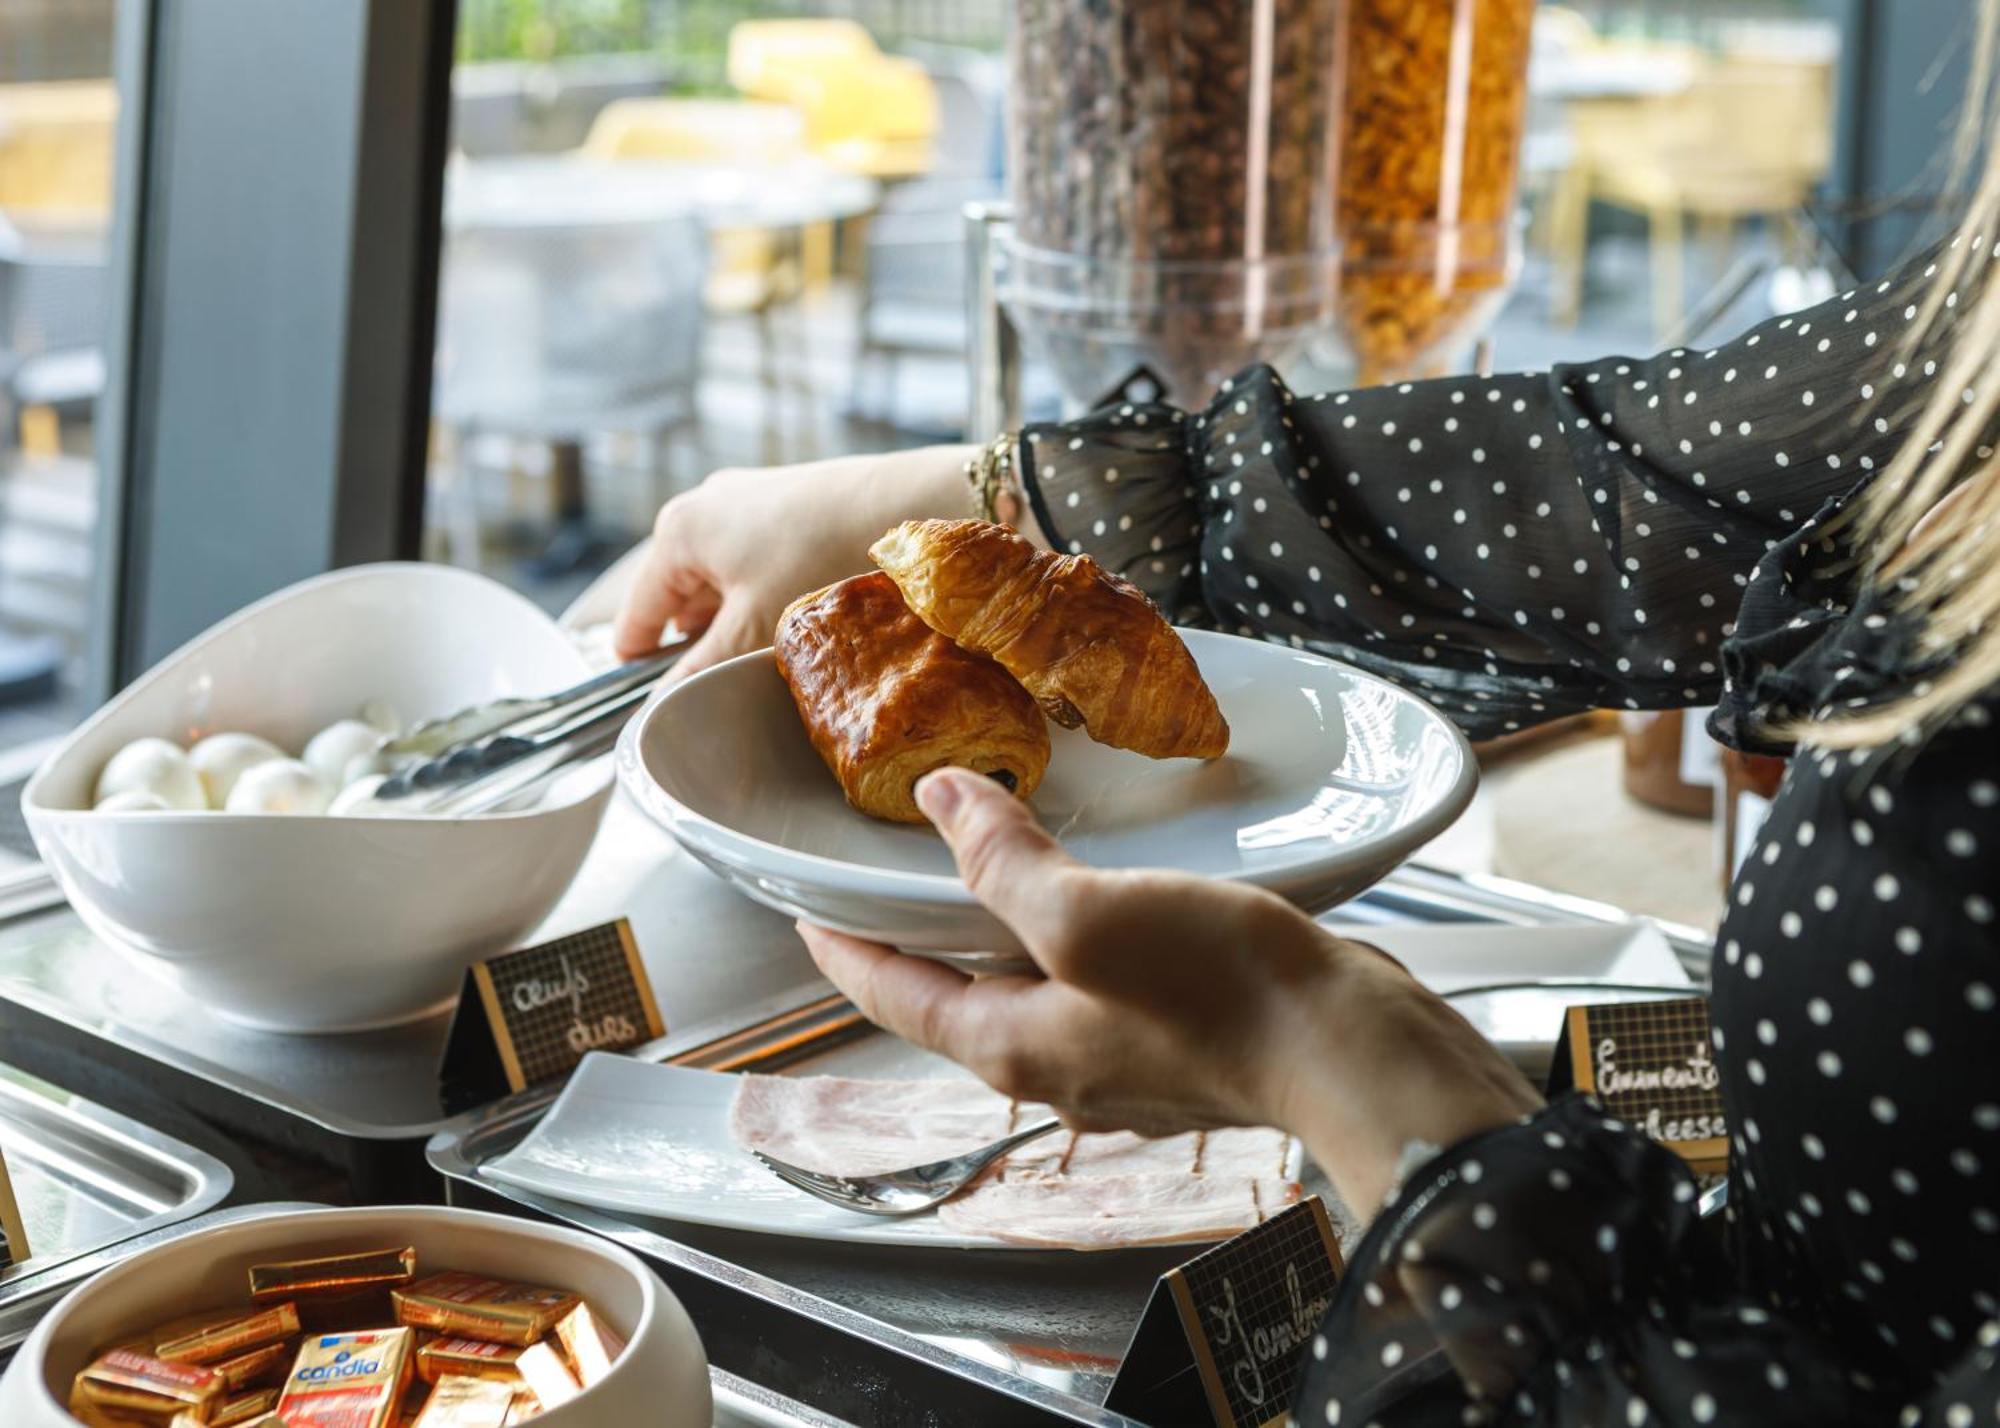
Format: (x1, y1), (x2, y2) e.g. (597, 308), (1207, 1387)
(799, 769), (1542, 1215)
(613, 446), (976, 675)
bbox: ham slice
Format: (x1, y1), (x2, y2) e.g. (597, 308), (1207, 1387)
(727, 1074), (1301, 1249)
(939, 1174), (1302, 1249)
(1195, 1126), (1298, 1178)
(1000, 1127), (1295, 1182)
(729, 1074), (1019, 1179)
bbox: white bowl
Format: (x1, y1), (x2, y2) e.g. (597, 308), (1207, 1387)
(22, 564), (613, 1032)
(0, 1204), (711, 1428)
(620, 628), (1477, 966)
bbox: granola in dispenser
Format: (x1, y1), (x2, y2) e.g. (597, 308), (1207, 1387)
(1335, 0), (1536, 382)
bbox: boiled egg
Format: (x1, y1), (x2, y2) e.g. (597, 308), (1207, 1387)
(339, 746), (390, 786)
(225, 758), (331, 815)
(327, 772), (394, 817)
(188, 731), (285, 809)
(94, 738), (205, 811)
(94, 789), (171, 814)
(304, 719), (385, 790)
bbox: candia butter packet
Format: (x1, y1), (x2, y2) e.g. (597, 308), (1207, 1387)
(410, 1375), (517, 1428)
(274, 1327), (412, 1428)
(391, 1274), (577, 1348)
(414, 1337), (522, 1386)
(551, 1302), (624, 1388)
(158, 1303), (301, 1366)
(73, 1346), (225, 1421)
(249, 1249), (416, 1305)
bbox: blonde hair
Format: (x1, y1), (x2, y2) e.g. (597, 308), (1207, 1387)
(1813, 5), (2000, 747)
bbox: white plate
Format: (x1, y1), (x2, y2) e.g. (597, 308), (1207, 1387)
(483, 926), (1677, 1249)
(618, 629), (1477, 966)
(482, 1054), (1056, 1250)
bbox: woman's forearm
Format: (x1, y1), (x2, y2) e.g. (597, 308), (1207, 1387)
(1256, 946), (1542, 1217)
(861, 444), (978, 532)
(870, 442), (1056, 549)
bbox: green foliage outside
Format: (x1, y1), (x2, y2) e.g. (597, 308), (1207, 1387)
(458, 0), (816, 90)
(457, 0), (652, 62)
(454, 0), (1826, 78)
(457, 0), (1006, 82)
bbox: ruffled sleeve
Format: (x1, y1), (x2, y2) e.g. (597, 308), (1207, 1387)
(1705, 485), (1948, 755)
(1019, 245), (1970, 742)
(1018, 404), (1209, 621)
(1291, 1096), (1997, 1426)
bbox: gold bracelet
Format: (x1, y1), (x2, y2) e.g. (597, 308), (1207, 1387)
(963, 432), (1018, 524)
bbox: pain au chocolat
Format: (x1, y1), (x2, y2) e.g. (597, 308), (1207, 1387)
(774, 572), (1050, 824)
(870, 519), (1229, 761)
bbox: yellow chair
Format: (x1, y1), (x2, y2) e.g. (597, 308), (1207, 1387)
(579, 97), (820, 462)
(582, 93), (852, 286)
(724, 19), (938, 181)
(582, 97), (807, 312)
(785, 57), (939, 180)
(0, 81), (118, 223)
(726, 19), (881, 102)
(722, 17), (938, 302)
(1546, 54), (1834, 337)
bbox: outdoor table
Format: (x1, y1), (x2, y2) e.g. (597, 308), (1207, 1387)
(438, 154), (881, 570)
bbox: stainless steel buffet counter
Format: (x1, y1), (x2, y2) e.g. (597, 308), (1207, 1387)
(0, 1069), (234, 1359)
(0, 784), (1710, 1425)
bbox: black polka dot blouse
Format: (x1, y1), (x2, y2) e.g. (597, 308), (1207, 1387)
(1019, 238), (2000, 1424)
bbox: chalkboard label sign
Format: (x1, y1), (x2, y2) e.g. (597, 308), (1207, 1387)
(1106, 1197), (1344, 1428)
(440, 920), (665, 1113)
(0, 1145), (27, 1269)
(1548, 995), (1727, 1172)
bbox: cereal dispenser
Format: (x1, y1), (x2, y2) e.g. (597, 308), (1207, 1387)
(992, 0), (1537, 413)
(1000, 0), (1346, 407)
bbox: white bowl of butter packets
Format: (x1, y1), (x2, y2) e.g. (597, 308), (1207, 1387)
(0, 1203), (711, 1428)
(22, 563), (614, 1033)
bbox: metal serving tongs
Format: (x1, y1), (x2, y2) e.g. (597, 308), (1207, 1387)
(367, 646), (685, 816)
(378, 648), (683, 761)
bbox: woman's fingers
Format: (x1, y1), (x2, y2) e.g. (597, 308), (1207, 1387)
(914, 770), (1096, 966)
(798, 922), (968, 1039)
(665, 598), (768, 682)
(612, 550), (715, 660)
(798, 921), (1040, 1066)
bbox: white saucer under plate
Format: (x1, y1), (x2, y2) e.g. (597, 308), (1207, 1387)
(481, 1053), (1308, 1252)
(618, 629), (1478, 967)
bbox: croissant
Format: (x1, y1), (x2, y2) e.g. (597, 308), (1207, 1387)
(774, 572), (1051, 824)
(870, 519), (1230, 760)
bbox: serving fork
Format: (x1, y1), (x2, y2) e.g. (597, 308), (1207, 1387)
(751, 1117), (1064, 1217)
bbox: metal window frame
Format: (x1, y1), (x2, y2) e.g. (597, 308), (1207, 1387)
(88, 0), (457, 701)
(1827, 0), (1977, 280)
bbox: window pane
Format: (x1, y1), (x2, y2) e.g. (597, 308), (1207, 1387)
(0, 0), (119, 755)
(424, 1), (1010, 626)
